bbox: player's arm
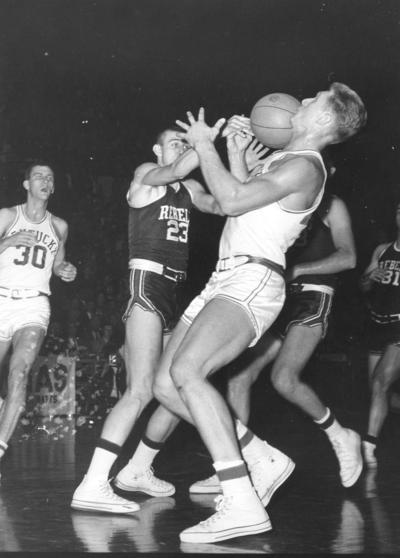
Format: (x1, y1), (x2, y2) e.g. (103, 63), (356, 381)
(288, 197), (357, 280)
(177, 108), (321, 215)
(184, 179), (224, 215)
(128, 148), (199, 208)
(0, 208), (36, 254)
(52, 218), (77, 282)
(224, 115), (253, 181)
(360, 243), (390, 293)
(196, 143), (320, 216)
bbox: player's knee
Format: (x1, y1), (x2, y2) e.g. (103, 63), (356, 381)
(271, 367), (297, 396)
(152, 375), (175, 407)
(169, 354), (199, 392)
(124, 382), (153, 405)
(372, 372), (394, 394)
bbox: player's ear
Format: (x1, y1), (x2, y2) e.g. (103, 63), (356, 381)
(22, 179), (29, 191)
(317, 111), (334, 127)
(152, 144), (162, 158)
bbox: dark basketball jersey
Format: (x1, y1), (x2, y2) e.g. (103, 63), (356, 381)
(369, 242), (400, 322)
(286, 194), (337, 288)
(128, 182), (193, 271)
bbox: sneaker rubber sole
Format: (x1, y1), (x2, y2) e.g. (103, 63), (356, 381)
(71, 498), (140, 514)
(179, 517), (272, 543)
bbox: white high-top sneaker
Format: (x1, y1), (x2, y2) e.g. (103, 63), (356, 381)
(114, 466), (175, 497)
(71, 475), (140, 513)
(330, 428), (363, 487)
(245, 443), (295, 506)
(189, 444), (295, 507)
(180, 492), (272, 544)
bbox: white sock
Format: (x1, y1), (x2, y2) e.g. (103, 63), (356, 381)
(325, 419), (346, 440)
(86, 447), (118, 482)
(213, 460), (254, 497)
(124, 441), (160, 475)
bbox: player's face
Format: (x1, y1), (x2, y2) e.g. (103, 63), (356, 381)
(292, 91), (332, 129)
(25, 166), (54, 199)
(159, 131), (190, 165)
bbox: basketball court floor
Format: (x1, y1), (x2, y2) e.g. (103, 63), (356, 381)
(1, 364), (400, 555)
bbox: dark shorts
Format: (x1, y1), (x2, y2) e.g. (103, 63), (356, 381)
(122, 269), (182, 334)
(273, 285), (334, 339)
(367, 319), (400, 354)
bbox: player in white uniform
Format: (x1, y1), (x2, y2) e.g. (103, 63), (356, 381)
(0, 163), (76, 471)
(136, 83), (366, 544)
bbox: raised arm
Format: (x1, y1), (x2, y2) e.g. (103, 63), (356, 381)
(184, 179), (224, 215)
(288, 196), (357, 281)
(127, 147), (200, 208)
(177, 108), (321, 216)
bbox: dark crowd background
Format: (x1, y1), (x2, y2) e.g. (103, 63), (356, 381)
(0, 0), (399, 366)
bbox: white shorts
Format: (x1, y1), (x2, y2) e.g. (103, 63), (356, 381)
(181, 264), (285, 347)
(0, 296), (50, 342)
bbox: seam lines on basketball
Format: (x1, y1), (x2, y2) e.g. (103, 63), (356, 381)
(253, 105), (297, 115)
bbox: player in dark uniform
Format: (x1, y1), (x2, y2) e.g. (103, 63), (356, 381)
(72, 126), (223, 513)
(360, 202), (400, 467)
(189, 188), (362, 494)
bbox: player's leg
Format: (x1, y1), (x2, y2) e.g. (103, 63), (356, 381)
(0, 339), (12, 457)
(167, 298), (271, 543)
(72, 305), (163, 513)
(0, 327), (45, 459)
(364, 343), (400, 467)
(113, 330), (185, 496)
(270, 323), (362, 487)
(226, 332), (282, 424)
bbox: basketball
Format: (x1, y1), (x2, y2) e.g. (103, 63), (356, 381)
(250, 93), (301, 149)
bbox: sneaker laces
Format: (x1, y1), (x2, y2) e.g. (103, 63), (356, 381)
(331, 438), (356, 467)
(98, 480), (130, 503)
(199, 495), (232, 526)
(145, 467), (170, 487)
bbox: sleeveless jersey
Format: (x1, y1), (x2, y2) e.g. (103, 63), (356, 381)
(286, 194), (337, 288)
(218, 150), (327, 267)
(369, 242), (400, 322)
(128, 182), (193, 271)
(0, 204), (59, 294)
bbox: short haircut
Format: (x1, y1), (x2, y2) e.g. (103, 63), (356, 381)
(328, 82), (367, 143)
(24, 161), (54, 180)
(155, 125), (183, 146)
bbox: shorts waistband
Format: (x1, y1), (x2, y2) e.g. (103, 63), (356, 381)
(129, 258), (187, 283)
(216, 255), (285, 278)
(289, 283), (335, 296)
(0, 286), (48, 299)
(371, 311), (400, 324)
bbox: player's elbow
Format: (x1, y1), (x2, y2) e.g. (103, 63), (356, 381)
(218, 196), (243, 216)
(346, 250), (357, 270)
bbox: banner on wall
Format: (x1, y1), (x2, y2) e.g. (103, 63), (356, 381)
(26, 355), (76, 416)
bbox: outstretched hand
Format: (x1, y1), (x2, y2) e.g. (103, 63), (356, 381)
(176, 107), (226, 147)
(245, 139), (270, 172)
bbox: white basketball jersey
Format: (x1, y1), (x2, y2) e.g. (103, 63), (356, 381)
(219, 150), (327, 267)
(0, 205), (59, 294)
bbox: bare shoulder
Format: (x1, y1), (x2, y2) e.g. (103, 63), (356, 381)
(133, 162), (159, 184)
(372, 241), (392, 260)
(51, 214), (68, 240)
(271, 153), (322, 178)
(0, 207), (17, 231)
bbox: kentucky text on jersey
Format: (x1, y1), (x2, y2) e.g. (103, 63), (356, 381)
(158, 205), (190, 223)
(10, 229), (58, 255)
